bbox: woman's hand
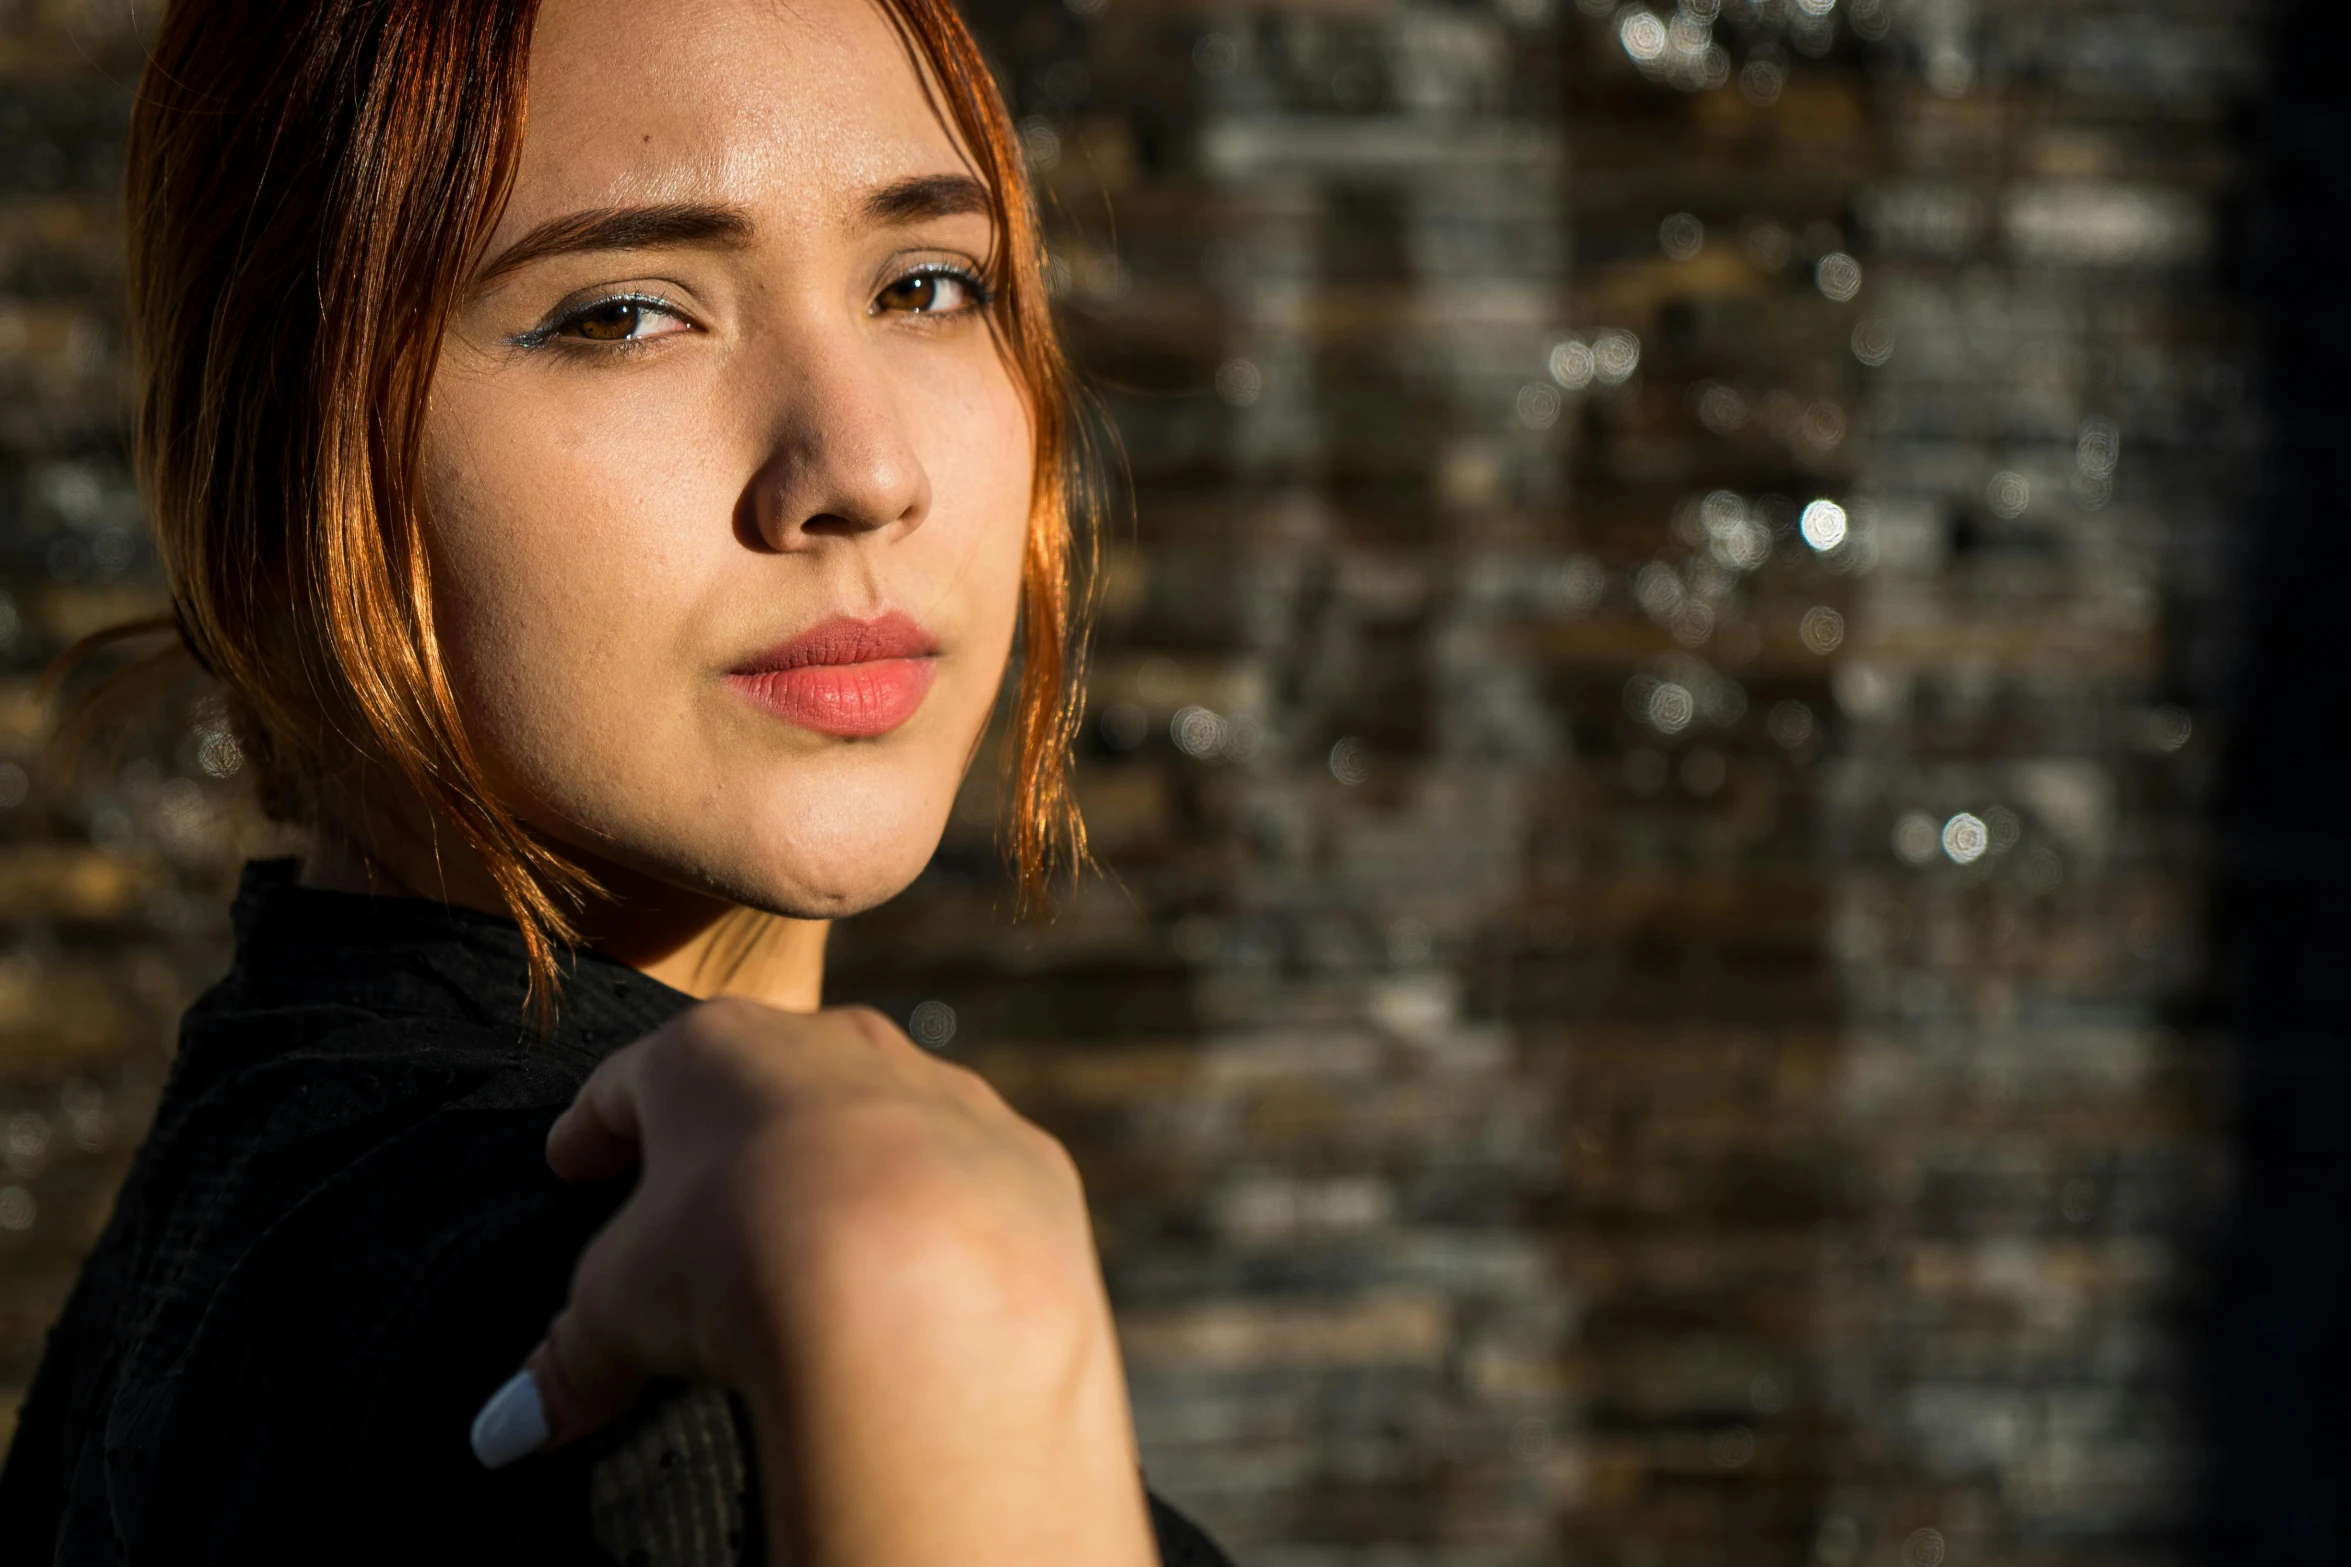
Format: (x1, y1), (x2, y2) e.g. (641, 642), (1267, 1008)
(468, 997), (1158, 1567)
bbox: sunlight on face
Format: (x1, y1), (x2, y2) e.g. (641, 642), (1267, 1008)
(423, 0), (1032, 917)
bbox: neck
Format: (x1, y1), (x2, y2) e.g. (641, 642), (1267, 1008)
(299, 817), (829, 1013)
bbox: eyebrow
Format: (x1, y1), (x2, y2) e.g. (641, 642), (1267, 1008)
(861, 172), (993, 226)
(476, 202), (752, 285)
(475, 176), (995, 286)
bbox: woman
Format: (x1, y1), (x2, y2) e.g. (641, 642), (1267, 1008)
(0, 0), (1233, 1561)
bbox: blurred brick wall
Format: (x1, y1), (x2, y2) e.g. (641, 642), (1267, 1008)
(0, 0), (286, 1470)
(0, 1), (2258, 1564)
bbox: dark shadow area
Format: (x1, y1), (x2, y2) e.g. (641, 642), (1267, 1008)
(2203, 2), (2351, 1560)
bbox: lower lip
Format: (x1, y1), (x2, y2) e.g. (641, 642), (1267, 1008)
(727, 659), (937, 738)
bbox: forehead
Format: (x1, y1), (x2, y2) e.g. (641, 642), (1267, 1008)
(507, 0), (968, 226)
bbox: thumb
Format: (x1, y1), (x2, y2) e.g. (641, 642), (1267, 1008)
(469, 1303), (651, 1469)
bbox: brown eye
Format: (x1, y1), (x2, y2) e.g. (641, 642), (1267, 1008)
(875, 269), (983, 316)
(570, 300), (644, 341)
(878, 275), (940, 313)
(540, 294), (691, 348)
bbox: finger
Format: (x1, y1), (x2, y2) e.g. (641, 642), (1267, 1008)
(474, 1177), (672, 1467)
(546, 1043), (648, 1184)
(469, 1297), (651, 1469)
(530, 1301), (650, 1449)
(468, 1365), (548, 1470)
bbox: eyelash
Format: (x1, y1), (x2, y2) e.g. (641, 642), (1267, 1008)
(510, 262), (996, 354)
(508, 291), (687, 352)
(877, 263), (997, 318)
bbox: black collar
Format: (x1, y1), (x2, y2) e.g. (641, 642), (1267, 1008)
(217, 858), (699, 1054)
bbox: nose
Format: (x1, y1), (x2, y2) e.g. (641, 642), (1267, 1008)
(739, 329), (931, 551)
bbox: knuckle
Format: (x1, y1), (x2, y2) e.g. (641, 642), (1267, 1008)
(677, 997), (750, 1046)
(933, 1055), (1001, 1104)
(662, 999), (771, 1071)
(828, 1003), (902, 1047)
(1027, 1122), (1085, 1190)
(577, 1042), (636, 1098)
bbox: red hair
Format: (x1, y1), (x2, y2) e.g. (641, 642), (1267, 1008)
(80, 0), (1088, 1008)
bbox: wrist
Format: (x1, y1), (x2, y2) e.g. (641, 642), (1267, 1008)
(731, 1201), (1148, 1566)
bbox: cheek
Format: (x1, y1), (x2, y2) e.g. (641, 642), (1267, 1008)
(416, 379), (720, 782)
(911, 362), (1035, 652)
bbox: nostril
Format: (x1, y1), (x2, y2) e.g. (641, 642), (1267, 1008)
(739, 444), (929, 547)
(799, 512), (882, 536)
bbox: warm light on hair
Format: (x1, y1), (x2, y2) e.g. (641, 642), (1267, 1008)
(71, 0), (1089, 1013)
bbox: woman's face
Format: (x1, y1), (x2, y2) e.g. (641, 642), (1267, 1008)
(423, 0), (1031, 918)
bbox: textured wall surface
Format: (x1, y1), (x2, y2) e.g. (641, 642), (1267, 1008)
(0, 1), (2266, 1563)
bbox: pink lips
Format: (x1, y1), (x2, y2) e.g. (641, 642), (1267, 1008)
(725, 611), (939, 737)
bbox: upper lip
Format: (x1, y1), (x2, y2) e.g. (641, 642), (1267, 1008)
(730, 611), (938, 674)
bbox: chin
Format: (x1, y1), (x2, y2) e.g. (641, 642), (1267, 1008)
(683, 797), (952, 920)
(521, 722), (974, 922)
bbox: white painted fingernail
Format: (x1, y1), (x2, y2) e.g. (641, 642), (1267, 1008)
(470, 1368), (549, 1469)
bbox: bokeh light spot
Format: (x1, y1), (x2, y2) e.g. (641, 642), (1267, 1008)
(1646, 682), (1695, 734)
(1215, 358), (1262, 406)
(1800, 498), (1848, 550)
(1768, 700), (1816, 749)
(1172, 705), (1229, 759)
(909, 1000), (957, 1050)
(1815, 251), (1862, 302)
(1619, 8), (1668, 62)
(1799, 605), (1846, 654)
(1591, 328), (1642, 383)
(1892, 812), (1940, 865)
(1660, 211), (1705, 260)
(1548, 337), (1595, 388)
(1516, 382), (1563, 428)
(1852, 316), (1895, 365)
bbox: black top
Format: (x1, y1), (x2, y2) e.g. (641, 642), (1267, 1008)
(0, 861), (1234, 1566)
